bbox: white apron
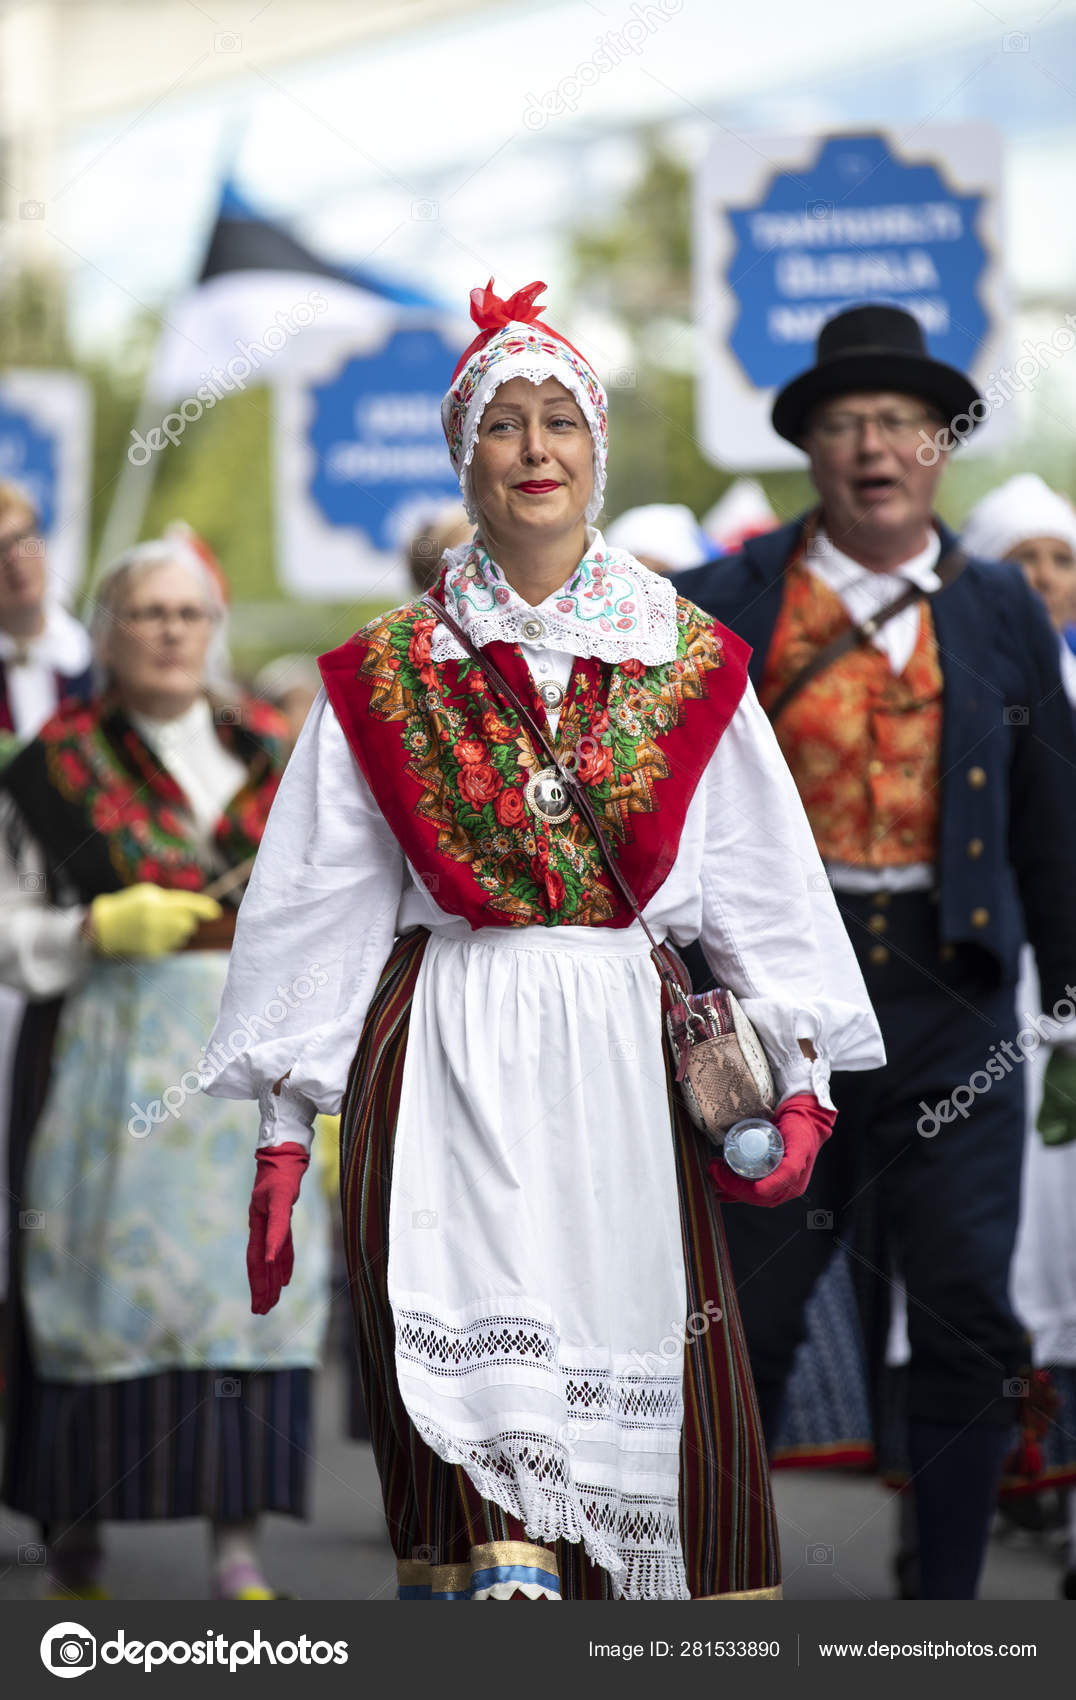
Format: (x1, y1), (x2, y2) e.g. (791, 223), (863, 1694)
(386, 920), (690, 1601)
(21, 953), (330, 1382)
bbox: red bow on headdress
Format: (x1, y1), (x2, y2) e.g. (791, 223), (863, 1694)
(450, 278), (592, 382)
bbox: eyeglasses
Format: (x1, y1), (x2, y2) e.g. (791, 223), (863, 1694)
(119, 604), (212, 629)
(810, 409), (940, 444)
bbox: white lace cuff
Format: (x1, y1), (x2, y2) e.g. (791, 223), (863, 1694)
(256, 1081), (317, 1154)
(774, 1049), (835, 1113)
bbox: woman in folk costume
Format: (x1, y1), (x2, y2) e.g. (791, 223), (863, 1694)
(204, 281), (883, 1602)
(961, 475), (1076, 1596)
(0, 537), (329, 1601)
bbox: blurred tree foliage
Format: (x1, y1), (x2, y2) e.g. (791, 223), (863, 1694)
(570, 135), (814, 529)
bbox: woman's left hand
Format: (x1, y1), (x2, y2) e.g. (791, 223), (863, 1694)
(707, 1093), (836, 1208)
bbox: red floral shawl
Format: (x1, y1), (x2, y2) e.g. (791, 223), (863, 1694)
(319, 584), (749, 929)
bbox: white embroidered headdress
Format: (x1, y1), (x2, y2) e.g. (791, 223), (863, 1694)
(440, 278), (608, 525)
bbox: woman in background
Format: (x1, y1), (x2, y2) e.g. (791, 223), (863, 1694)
(0, 537), (329, 1600)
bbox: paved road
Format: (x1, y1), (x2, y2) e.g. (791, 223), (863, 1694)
(0, 1346), (1065, 1602)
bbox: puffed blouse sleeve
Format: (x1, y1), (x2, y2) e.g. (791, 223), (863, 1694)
(682, 678), (886, 1110)
(201, 688), (407, 1151)
(0, 794), (92, 998)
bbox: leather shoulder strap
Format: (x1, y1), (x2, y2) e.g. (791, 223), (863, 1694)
(766, 546), (968, 725)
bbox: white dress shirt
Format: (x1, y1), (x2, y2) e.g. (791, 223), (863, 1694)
(0, 602), (92, 738)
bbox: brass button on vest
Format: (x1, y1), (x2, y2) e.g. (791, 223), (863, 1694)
(873, 891), (891, 907)
(868, 913), (887, 933)
(868, 944), (890, 966)
(967, 838), (984, 859)
(939, 943), (956, 961)
(967, 766), (987, 789)
(971, 907), (989, 928)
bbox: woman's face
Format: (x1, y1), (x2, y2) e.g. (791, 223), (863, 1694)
(101, 560), (216, 713)
(1007, 535), (1076, 632)
(469, 376), (593, 548)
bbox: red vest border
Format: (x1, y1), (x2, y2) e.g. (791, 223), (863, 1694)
(319, 587), (749, 931)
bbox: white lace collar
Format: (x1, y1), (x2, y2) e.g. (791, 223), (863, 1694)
(429, 527), (679, 667)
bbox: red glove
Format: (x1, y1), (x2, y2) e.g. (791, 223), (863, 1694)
(708, 1093), (836, 1208)
(248, 1142), (310, 1314)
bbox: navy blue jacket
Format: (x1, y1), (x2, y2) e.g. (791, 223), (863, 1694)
(676, 513), (1076, 1011)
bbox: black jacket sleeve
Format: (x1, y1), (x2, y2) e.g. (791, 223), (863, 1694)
(1004, 566), (1076, 1014)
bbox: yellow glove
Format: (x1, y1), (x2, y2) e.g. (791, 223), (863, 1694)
(313, 1113), (341, 1201)
(88, 883), (222, 958)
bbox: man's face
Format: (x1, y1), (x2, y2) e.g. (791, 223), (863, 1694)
(802, 391), (947, 554)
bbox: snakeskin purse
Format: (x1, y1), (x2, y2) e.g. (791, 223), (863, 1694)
(664, 988), (776, 1141)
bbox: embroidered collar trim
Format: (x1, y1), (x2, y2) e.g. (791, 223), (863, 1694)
(429, 528), (680, 666)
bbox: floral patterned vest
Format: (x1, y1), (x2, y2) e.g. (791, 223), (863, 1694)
(759, 553), (943, 866)
(319, 578), (749, 930)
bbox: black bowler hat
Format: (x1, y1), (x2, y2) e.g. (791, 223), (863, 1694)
(771, 303), (983, 445)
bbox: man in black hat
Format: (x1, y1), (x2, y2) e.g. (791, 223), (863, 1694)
(677, 304), (1076, 1599)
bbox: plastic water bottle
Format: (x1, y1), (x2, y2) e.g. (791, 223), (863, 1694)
(723, 1117), (784, 1180)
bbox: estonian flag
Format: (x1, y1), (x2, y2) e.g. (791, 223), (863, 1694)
(146, 180), (442, 405)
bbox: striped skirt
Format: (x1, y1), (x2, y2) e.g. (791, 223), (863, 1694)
(340, 928), (781, 1601)
(3, 997), (312, 1528)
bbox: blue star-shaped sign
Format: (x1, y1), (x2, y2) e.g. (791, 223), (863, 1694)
(724, 133), (988, 389)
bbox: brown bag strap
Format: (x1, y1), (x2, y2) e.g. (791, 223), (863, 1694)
(421, 592), (687, 1006)
(766, 546), (968, 725)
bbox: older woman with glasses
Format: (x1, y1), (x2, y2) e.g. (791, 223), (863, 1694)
(0, 537), (329, 1601)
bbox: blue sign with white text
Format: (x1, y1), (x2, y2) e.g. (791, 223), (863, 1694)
(307, 326), (460, 551)
(0, 397), (57, 533)
(725, 133), (989, 388)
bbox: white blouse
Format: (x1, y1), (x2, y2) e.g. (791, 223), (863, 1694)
(204, 673), (884, 1151)
(198, 543), (885, 1596)
(0, 602), (92, 740)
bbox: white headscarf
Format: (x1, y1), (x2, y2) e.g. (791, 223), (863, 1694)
(440, 281), (608, 525)
(961, 474), (1076, 562)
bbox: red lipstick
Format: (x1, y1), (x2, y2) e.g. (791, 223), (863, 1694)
(515, 480), (561, 493)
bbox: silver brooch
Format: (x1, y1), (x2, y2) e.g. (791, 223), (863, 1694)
(525, 766), (572, 823)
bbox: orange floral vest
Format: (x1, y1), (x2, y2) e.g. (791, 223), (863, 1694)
(759, 553), (943, 867)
